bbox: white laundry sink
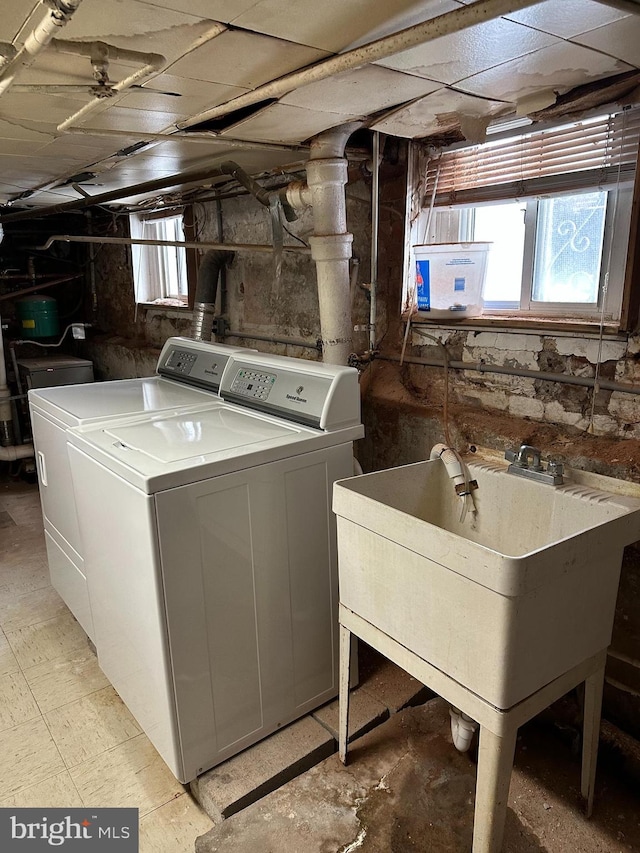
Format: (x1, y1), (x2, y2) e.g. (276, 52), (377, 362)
(333, 457), (640, 709)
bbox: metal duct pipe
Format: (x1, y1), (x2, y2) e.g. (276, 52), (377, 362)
(191, 250), (234, 341)
(0, 0), (84, 97)
(0, 161), (298, 225)
(34, 235), (310, 255)
(177, 0), (550, 129)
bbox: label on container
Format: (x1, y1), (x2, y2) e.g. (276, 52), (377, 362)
(22, 319), (36, 329)
(454, 277), (466, 292)
(415, 259), (430, 311)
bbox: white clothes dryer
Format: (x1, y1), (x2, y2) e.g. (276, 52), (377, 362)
(67, 347), (363, 782)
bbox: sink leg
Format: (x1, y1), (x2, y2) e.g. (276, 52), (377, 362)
(472, 725), (517, 853)
(581, 664), (605, 818)
(339, 624), (351, 766)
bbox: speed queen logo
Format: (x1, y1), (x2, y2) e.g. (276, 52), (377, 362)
(0, 809), (138, 850)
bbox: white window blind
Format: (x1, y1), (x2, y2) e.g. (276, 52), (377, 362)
(423, 109), (640, 207)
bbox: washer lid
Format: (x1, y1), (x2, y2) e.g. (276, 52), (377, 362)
(67, 402), (352, 493)
(28, 376), (216, 426)
(104, 406), (294, 463)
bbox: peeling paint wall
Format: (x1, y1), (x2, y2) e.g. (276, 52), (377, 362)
(409, 326), (640, 439)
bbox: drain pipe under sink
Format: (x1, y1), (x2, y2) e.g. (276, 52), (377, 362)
(449, 707), (479, 752)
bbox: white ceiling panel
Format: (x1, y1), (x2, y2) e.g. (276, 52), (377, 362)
(0, 119), (53, 143)
(0, 93), (90, 128)
(138, 74), (250, 107)
(117, 82), (250, 118)
(376, 17), (558, 86)
(73, 106), (188, 134)
(460, 42), (634, 104)
(0, 137), (52, 157)
(165, 29), (328, 89)
(19, 53), (145, 88)
(280, 66), (441, 116)
(0, 0), (38, 42)
(221, 104), (359, 144)
(371, 87), (507, 139)
(232, 0), (460, 52)
(33, 135), (145, 161)
(573, 17), (640, 68)
(59, 21), (228, 72)
(139, 0), (259, 22)
(48, 0), (208, 39)
(504, 0), (629, 39)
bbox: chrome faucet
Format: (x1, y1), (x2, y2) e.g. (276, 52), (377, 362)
(505, 444), (564, 485)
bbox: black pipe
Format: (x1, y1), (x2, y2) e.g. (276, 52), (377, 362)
(0, 161), (274, 224)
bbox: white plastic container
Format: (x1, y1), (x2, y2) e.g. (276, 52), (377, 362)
(412, 242), (490, 320)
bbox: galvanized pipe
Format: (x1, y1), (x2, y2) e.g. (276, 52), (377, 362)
(224, 330), (320, 351)
(62, 126), (309, 154)
(0, 161), (308, 224)
(177, 0), (551, 129)
(50, 38), (166, 134)
(380, 353), (640, 396)
(369, 131), (380, 352)
(34, 235), (310, 254)
(0, 0), (84, 97)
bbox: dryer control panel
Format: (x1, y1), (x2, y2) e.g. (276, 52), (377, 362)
(222, 353), (361, 432)
(156, 337), (243, 393)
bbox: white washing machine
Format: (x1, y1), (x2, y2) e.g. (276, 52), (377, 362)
(66, 349), (363, 782)
(28, 338), (248, 640)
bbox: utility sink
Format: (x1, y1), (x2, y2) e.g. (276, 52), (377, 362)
(334, 457), (640, 709)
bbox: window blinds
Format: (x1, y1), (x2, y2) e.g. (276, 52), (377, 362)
(423, 109), (640, 207)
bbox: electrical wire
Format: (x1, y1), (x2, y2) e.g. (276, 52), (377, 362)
(12, 323), (80, 349)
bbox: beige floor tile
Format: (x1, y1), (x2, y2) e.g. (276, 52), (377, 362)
(0, 557), (50, 598)
(0, 584), (66, 632)
(0, 630), (19, 678)
(0, 716), (65, 800)
(1, 489), (44, 520)
(0, 770), (83, 809)
(23, 646), (109, 713)
(6, 611), (88, 669)
(46, 686), (142, 768)
(70, 733), (184, 816)
(0, 670), (40, 732)
(1, 524), (47, 562)
(139, 792), (214, 853)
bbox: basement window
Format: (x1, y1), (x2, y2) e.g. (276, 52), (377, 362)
(405, 109), (640, 327)
(130, 210), (194, 306)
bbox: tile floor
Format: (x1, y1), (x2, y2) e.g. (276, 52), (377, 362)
(0, 477), (213, 851)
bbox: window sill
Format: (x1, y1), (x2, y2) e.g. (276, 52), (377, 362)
(406, 313), (626, 339)
(137, 302), (192, 319)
